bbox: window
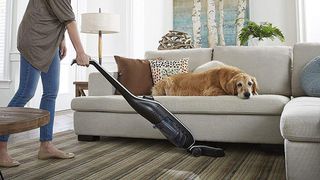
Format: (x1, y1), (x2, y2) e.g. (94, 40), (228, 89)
(0, 0), (8, 80)
(298, 0), (320, 42)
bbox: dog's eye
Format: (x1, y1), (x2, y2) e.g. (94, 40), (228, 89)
(248, 82), (253, 86)
(237, 83), (242, 87)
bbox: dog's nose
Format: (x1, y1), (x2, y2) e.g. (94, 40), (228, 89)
(244, 92), (251, 98)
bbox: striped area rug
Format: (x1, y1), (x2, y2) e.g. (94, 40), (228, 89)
(2, 131), (285, 180)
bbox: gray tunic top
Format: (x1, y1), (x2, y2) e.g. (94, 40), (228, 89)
(17, 0), (75, 72)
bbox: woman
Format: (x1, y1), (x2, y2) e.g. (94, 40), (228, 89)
(0, 0), (90, 167)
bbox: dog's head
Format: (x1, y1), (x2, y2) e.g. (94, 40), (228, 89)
(226, 73), (258, 99)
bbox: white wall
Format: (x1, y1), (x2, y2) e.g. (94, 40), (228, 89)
(129, 0), (173, 58)
(144, 0), (173, 53)
(84, 0), (173, 59)
(250, 0), (298, 46)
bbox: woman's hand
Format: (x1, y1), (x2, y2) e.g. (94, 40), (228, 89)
(66, 21), (90, 66)
(75, 52), (90, 66)
(59, 39), (67, 60)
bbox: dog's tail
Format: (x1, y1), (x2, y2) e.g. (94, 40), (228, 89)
(151, 78), (173, 96)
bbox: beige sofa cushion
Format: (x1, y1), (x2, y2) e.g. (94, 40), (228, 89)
(280, 97), (320, 142)
(292, 43), (320, 97)
(88, 72), (117, 96)
(213, 46), (292, 96)
(145, 48), (212, 71)
(74, 112), (283, 144)
(72, 95), (289, 116)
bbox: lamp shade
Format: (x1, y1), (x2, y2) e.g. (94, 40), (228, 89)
(81, 13), (120, 34)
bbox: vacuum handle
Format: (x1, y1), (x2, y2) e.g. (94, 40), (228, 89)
(71, 59), (135, 99)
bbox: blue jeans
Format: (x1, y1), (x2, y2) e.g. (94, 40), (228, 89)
(0, 50), (60, 142)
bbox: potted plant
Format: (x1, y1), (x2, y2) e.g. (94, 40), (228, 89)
(238, 21), (285, 46)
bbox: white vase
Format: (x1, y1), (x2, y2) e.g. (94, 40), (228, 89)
(248, 38), (260, 46)
(248, 38), (283, 46)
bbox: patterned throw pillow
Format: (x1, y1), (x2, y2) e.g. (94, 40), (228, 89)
(149, 58), (189, 84)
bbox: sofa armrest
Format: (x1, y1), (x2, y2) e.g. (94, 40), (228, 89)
(88, 72), (118, 96)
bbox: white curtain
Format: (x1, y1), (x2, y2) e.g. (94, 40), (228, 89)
(297, 0), (320, 42)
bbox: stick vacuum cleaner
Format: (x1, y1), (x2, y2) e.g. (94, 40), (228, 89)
(72, 60), (224, 157)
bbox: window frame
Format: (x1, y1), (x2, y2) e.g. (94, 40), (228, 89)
(0, 0), (13, 88)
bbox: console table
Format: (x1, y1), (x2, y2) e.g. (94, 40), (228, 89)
(73, 81), (88, 97)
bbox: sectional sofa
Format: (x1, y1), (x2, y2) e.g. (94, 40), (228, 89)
(71, 43), (320, 180)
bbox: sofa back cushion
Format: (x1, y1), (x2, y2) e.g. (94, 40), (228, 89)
(292, 43), (320, 97)
(88, 72), (117, 96)
(213, 46), (292, 96)
(145, 48), (212, 71)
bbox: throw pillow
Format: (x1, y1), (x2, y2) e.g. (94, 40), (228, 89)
(149, 58), (189, 84)
(300, 56), (320, 97)
(193, 60), (225, 73)
(114, 56), (153, 95)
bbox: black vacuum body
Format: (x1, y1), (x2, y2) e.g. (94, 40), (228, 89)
(72, 60), (224, 157)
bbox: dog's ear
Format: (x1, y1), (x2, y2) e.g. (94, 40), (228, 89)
(251, 76), (259, 95)
(226, 77), (237, 95)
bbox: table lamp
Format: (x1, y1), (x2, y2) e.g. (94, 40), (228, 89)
(81, 9), (120, 65)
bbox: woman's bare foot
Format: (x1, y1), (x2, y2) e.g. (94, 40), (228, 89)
(0, 142), (20, 167)
(38, 141), (74, 160)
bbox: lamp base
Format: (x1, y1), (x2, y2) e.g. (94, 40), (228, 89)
(98, 30), (102, 65)
(99, 58), (102, 65)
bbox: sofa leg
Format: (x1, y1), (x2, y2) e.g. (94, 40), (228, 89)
(78, 135), (100, 141)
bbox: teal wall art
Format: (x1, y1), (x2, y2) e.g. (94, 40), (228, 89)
(174, 0), (249, 47)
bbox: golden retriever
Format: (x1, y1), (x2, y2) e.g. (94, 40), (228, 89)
(151, 65), (258, 99)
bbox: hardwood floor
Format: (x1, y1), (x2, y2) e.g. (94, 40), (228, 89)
(8, 110), (74, 144)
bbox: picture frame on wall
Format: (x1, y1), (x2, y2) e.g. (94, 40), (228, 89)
(173, 0), (249, 47)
